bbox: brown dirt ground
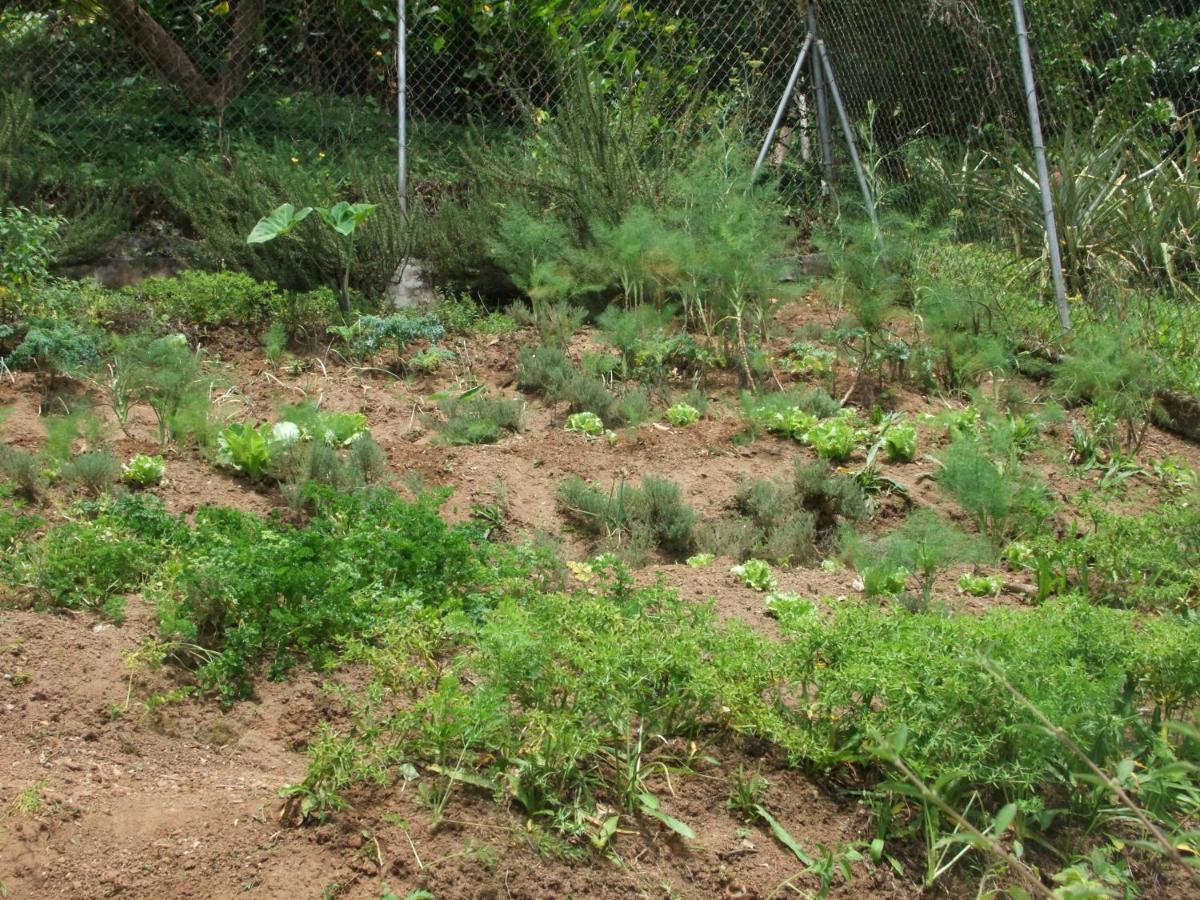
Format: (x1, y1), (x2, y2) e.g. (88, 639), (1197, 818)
(4, 310), (1200, 898)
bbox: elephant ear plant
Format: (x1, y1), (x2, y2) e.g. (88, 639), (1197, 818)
(248, 201), (378, 312)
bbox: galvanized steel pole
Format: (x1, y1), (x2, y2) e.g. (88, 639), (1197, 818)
(809, 4), (835, 193)
(397, 0), (408, 215)
(816, 40), (880, 241)
(1012, 0), (1070, 332)
(751, 32), (815, 181)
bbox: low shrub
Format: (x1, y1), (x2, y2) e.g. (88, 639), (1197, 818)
(557, 474), (697, 559)
(936, 438), (1050, 544)
(516, 345), (575, 399)
(435, 393), (522, 445)
(510, 300), (587, 348)
(126, 271), (283, 329)
(698, 460), (867, 566)
(0, 443), (44, 502)
(59, 450), (120, 497)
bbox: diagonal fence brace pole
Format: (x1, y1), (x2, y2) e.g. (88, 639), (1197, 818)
(816, 39), (881, 242)
(751, 31), (815, 182)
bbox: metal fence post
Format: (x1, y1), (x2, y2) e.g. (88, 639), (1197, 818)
(816, 40), (881, 240)
(751, 32), (814, 181)
(809, 3), (835, 193)
(397, 0), (408, 215)
(1012, 0), (1070, 332)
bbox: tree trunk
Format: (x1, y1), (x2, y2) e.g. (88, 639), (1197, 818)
(100, 0), (265, 109)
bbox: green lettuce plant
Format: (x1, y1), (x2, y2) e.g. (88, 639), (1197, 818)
(665, 403), (700, 427)
(810, 416), (859, 462)
(732, 559), (776, 592)
(216, 423), (272, 481)
(122, 454), (166, 488)
(882, 420), (918, 463)
(566, 412), (605, 436)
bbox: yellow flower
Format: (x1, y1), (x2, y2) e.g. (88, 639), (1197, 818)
(290, 156), (299, 164)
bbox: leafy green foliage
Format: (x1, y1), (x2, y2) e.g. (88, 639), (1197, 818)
(1012, 499), (1200, 611)
(127, 271), (283, 329)
(122, 454), (166, 488)
(881, 420), (918, 463)
(565, 412), (605, 437)
(216, 424), (273, 481)
(731, 559), (776, 592)
(665, 403), (700, 428)
(0, 206), (61, 318)
(277, 403), (370, 447)
(155, 151), (404, 301)
(151, 489), (481, 701)
(742, 388), (842, 440)
(291, 579), (756, 834)
(809, 416), (860, 463)
(957, 573), (1004, 597)
(247, 201), (379, 311)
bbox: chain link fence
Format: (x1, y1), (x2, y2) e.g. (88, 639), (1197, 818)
(2, 2), (1196, 177)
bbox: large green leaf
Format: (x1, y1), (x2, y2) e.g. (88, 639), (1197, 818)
(638, 792), (696, 840)
(318, 201), (378, 237)
(755, 805), (816, 865)
(246, 203), (313, 244)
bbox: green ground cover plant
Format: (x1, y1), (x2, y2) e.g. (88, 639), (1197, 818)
(2, 488), (488, 701)
(280, 567), (1200, 888)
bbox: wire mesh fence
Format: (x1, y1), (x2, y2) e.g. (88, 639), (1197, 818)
(2, 2), (1197, 176)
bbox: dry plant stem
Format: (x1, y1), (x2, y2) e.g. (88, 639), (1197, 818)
(983, 659), (1200, 888)
(402, 824), (424, 870)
